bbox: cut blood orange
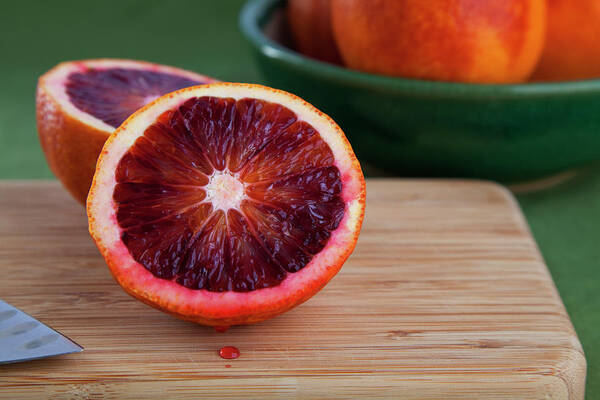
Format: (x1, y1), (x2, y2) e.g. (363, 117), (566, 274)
(87, 83), (365, 327)
(36, 59), (216, 204)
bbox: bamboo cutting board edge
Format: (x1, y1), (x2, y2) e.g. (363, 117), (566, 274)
(0, 179), (587, 399)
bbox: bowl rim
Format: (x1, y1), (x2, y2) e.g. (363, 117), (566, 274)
(239, 0), (600, 98)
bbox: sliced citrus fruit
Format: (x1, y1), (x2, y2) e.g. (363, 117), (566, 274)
(87, 83), (365, 327)
(36, 59), (216, 204)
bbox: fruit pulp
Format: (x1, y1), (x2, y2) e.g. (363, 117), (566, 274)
(113, 96), (345, 293)
(66, 68), (202, 128)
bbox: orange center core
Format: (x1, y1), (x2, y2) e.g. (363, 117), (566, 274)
(204, 170), (246, 211)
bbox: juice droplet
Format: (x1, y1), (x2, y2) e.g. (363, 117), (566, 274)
(214, 326), (229, 333)
(219, 346), (240, 360)
(225, 364), (232, 368)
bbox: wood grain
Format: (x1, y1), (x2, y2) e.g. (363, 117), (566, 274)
(0, 180), (586, 399)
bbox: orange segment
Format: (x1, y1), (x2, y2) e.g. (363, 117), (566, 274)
(240, 120), (335, 183)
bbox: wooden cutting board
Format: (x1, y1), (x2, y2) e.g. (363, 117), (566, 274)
(0, 180), (586, 399)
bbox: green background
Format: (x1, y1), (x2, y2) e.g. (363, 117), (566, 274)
(1, 1), (597, 397)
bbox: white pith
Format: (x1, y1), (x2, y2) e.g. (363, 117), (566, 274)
(203, 170), (246, 212)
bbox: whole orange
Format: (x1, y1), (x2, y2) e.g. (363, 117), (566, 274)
(330, 0), (547, 83)
(531, 0), (600, 81)
(287, 0), (341, 64)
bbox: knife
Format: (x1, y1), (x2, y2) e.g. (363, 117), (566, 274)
(0, 299), (82, 364)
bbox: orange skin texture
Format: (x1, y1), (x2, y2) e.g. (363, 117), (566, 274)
(287, 0), (342, 64)
(36, 87), (110, 205)
(532, 0), (600, 81)
(331, 0), (547, 83)
(87, 83), (366, 327)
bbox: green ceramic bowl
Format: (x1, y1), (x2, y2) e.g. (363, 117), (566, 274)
(239, 0), (600, 181)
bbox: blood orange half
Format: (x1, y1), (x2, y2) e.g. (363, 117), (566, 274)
(36, 59), (216, 204)
(87, 83), (365, 327)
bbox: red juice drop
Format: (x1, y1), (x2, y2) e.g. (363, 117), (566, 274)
(214, 326), (230, 333)
(219, 346), (240, 360)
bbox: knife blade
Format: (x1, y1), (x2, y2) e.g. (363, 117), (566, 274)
(0, 299), (82, 364)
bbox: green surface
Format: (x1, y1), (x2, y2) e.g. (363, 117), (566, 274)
(519, 168), (599, 399)
(0, 0), (261, 178)
(242, 0), (600, 183)
(0, 1), (597, 397)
